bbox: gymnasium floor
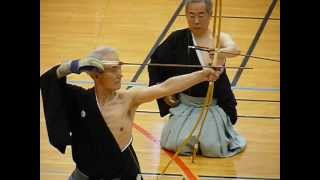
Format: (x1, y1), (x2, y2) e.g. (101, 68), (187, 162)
(40, 0), (280, 179)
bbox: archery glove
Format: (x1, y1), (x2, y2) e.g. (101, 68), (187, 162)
(56, 57), (104, 78)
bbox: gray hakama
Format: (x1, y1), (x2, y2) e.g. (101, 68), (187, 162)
(160, 93), (246, 157)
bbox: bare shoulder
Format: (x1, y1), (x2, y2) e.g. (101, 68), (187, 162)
(220, 32), (232, 39)
(116, 89), (132, 99)
(220, 32), (237, 47)
(113, 90), (136, 108)
(125, 87), (144, 98)
(125, 86), (156, 106)
(119, 87), (143, 108)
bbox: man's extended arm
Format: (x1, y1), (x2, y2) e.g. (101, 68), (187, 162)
(131, 68), (221, 106)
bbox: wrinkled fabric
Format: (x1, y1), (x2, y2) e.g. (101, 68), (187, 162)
(160, 93), (246, 157)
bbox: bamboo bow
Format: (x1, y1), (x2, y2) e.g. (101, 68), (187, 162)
(160, 0), (223, 179)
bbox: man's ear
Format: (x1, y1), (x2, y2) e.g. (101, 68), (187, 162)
(87, 72), (99, 80)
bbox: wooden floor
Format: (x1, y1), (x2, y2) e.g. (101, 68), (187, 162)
(40, 0), (280, 179)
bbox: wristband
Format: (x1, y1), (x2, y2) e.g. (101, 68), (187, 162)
(70, 60), (80, 74)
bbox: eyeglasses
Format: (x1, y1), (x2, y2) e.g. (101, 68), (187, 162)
(187, 13), (210, 20)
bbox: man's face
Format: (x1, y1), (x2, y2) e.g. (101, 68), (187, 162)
(98, 52), (123, 90)
(186, 2), (211, 34)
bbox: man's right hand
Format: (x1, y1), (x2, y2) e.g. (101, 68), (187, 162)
(164, 95), (180, 107)
(70, 57), (104, 74)
(57, 57), (104, 78)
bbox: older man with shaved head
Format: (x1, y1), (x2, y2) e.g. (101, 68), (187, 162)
(40, 46), (221, 180)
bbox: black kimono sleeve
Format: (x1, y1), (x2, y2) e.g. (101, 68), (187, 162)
(215, 70), (238, 124)
(148, 32), (179, 117)
(40, 65), (84, 153)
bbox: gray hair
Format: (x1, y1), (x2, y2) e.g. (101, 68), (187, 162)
(87, 46), (117, 60)
(185, 0), (213, 15)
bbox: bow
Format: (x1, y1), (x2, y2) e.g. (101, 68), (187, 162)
(190, 0), (223, 163)
(160, 0), (224, 177)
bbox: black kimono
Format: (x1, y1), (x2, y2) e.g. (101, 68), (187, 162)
(40, 65), (140, 179)
(148, 28), (238, 124)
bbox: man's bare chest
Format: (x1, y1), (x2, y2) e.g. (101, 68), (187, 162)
(98, 99), (133, 130)
(97, 98), (133, 148)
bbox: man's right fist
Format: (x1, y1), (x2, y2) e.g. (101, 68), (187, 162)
(56, 57), (105, 78)
(70, 57), (104, 74)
